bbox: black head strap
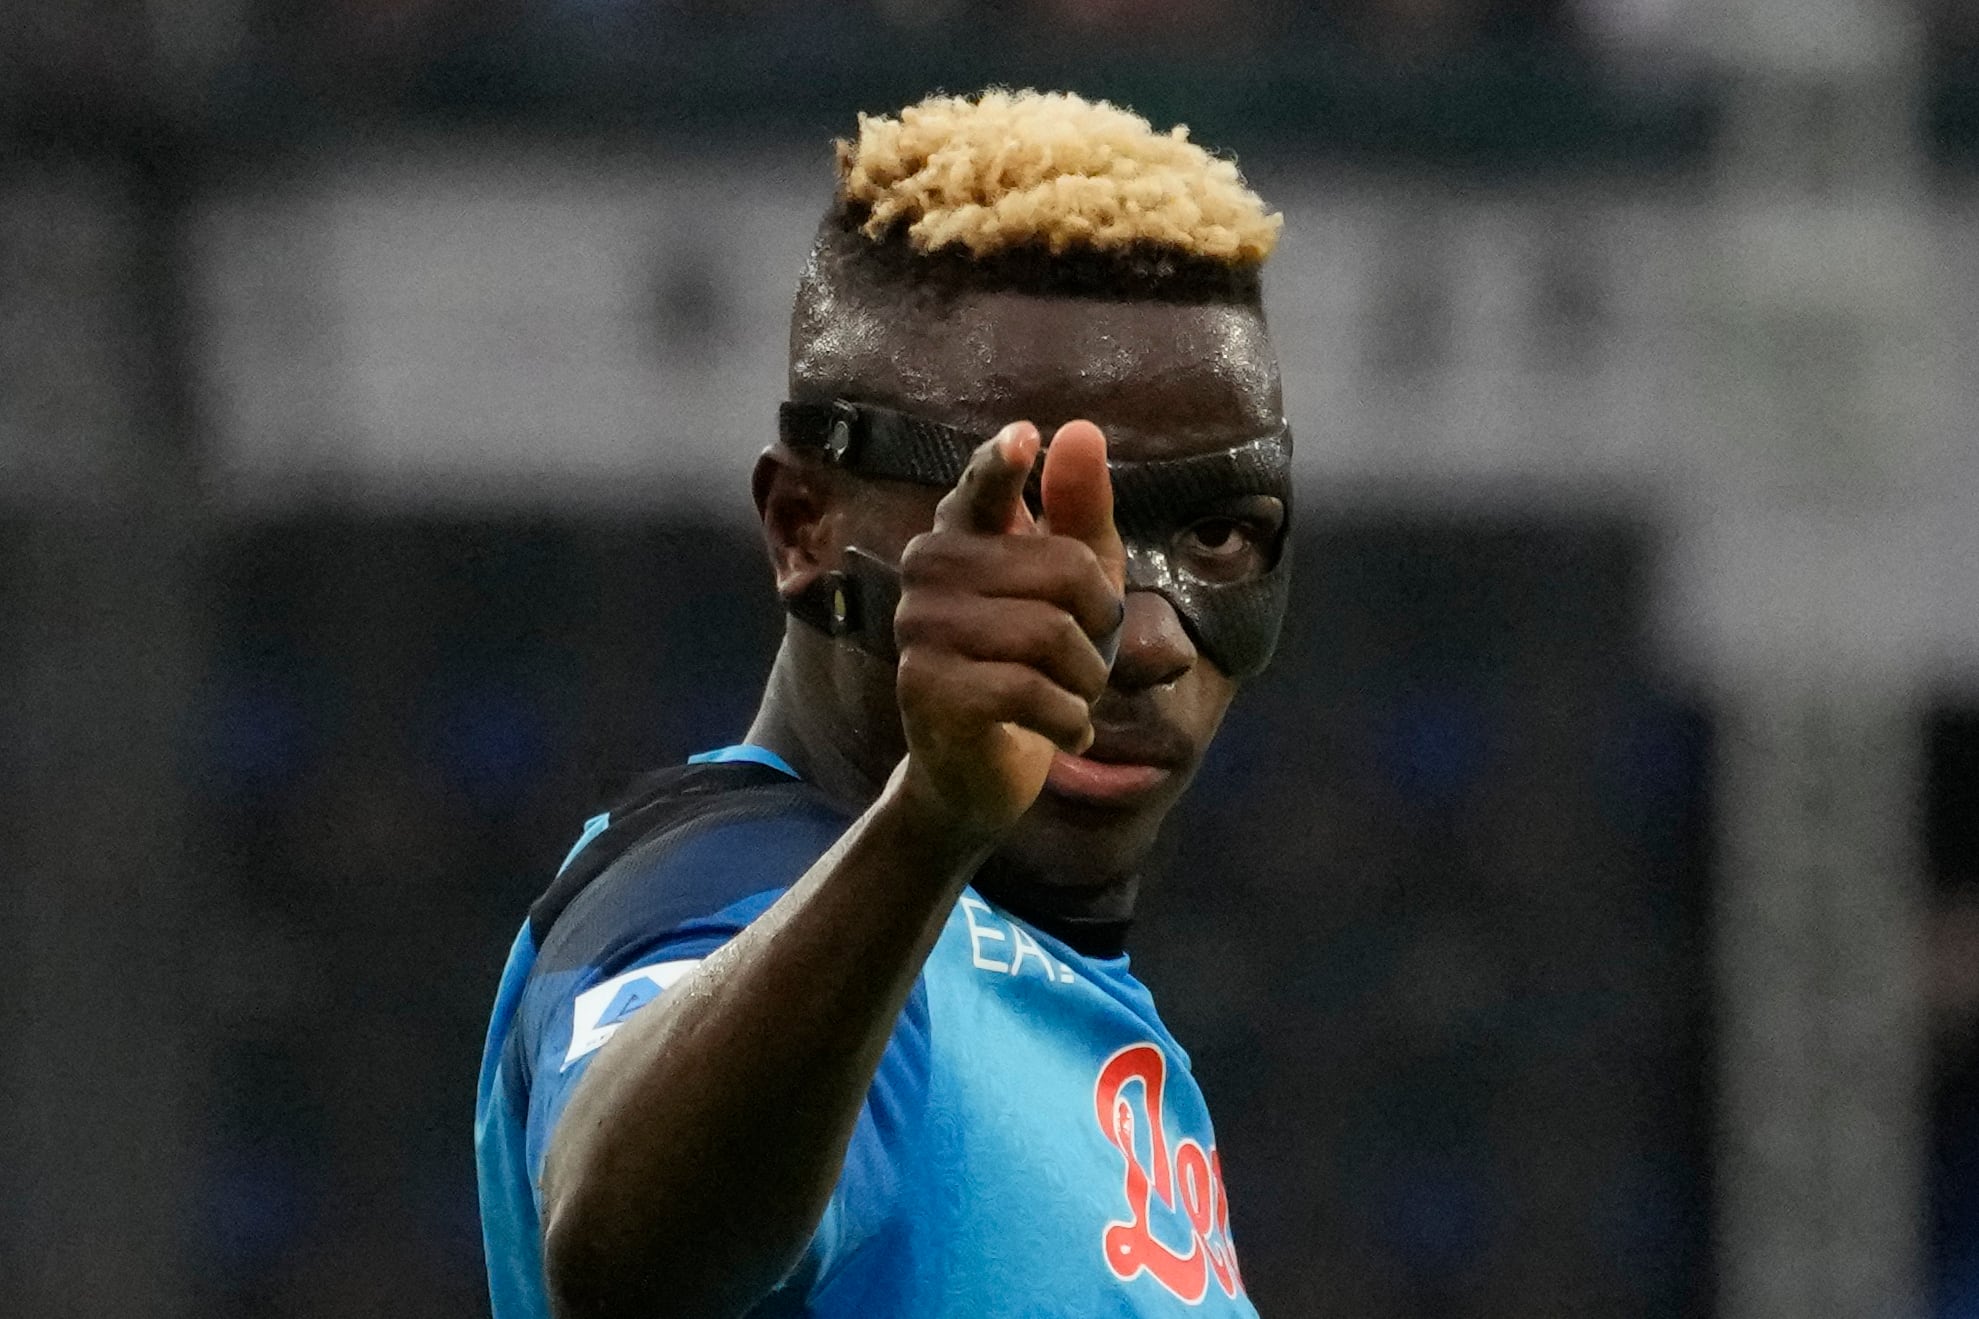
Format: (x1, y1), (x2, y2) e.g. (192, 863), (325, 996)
(780, 400), (981, 488)
(781, 400), (1019, 664)
(785, 546), (904, 663)
(779, 399), (1283, 675)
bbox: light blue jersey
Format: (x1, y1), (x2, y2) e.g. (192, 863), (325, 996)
(475, 749), (1256, 1318)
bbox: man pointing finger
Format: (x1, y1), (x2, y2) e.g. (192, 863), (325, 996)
(474, 87), (1292, 1319)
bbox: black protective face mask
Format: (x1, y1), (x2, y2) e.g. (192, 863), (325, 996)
(777, 399), (1293, 681)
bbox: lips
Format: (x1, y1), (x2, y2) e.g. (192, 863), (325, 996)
(1042, 721), (1193, 808)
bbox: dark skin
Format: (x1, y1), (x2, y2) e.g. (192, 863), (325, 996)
(540, 281), (1283, 1319)
(762, 284), (1284, 902)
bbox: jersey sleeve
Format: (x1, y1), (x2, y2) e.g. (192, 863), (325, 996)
(507, 799), (930, 1303)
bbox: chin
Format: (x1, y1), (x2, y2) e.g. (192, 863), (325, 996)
(1004, 788), (1172, 889)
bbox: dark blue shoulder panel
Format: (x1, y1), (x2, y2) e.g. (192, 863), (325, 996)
(529, 762), (851, 980)
(529, 761), (801, 939)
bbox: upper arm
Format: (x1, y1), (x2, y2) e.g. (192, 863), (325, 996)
(517, 928), (746, 1202)
(515, 806), (844, 1194)
(509, 806), (933, 1305)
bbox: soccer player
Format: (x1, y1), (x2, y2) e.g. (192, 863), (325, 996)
(475, 89), (1291, 1318)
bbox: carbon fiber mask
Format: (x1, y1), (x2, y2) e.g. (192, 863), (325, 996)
(779, 400), (1293, 681)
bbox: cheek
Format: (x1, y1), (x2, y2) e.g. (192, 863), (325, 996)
(1153, 645), (1238, 757)
(1180, 664), (1239, 742)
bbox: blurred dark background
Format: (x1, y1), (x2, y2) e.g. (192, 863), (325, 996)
(3, 2), (1974, 1318)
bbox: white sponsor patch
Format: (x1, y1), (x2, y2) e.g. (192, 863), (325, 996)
(562, 959), (703, 1069)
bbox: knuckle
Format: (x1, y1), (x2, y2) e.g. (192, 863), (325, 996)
(1045, 542), (1108, 607)
(1015, 665), (1056, 705)
(1044, 699), (1089, 742)
(1078, 575), (1122, 631)
(987, 662), (1034, 705)
(899, 531), (936, 570)
(898, 532), (957, 585)
(890, 595), (937, 646)
(896, 646), (955, 702)
(1049, 607), (1089, 654)
(1005, 603), (1052, 650)
(894, 645), (933, 690)
(990, 663), (1033, 702)
(1035, 675), (1086, 729)
(1044, 619), (1101, 690)
(1070, 656), (1109, 701)
(1047, 535), (1103, 577)
(1054, 679), (1091, 718)
(930, 490), (966, 528)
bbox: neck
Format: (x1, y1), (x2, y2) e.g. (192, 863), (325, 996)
(973, 853), (1139, 957)
(744, 629), (902, 814)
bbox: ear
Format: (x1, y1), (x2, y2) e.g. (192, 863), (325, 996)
(753, 447), (842, 600)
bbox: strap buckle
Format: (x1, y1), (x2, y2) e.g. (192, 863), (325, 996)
(786, 546), (901, 661)
(823, 399), (862, 467)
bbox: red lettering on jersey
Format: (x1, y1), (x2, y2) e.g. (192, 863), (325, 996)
(1093, 1043), (1244, 1302)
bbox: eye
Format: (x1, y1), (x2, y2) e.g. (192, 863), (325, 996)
(1182, 519), (1255, 557)
(1175, 497), (1284, 583)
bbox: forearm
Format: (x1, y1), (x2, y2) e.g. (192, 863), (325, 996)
(540, 759), (990, 1319)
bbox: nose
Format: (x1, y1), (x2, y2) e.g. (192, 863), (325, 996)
(1108, 591), (1195, 692)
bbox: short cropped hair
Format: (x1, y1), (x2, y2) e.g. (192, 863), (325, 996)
(820, 88), (1282, 306)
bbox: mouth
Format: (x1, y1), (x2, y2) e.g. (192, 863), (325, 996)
(1041, 725), (1193, 809)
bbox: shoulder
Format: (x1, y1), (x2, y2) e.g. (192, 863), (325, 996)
(528, 761), (852, 979)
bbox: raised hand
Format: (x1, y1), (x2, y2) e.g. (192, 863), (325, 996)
(893, 420), (1128, 836)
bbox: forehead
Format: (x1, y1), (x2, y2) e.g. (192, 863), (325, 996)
(794, 287), (1283, 462)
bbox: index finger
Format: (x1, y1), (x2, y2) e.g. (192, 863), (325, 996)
(933, 422), (1040, 536)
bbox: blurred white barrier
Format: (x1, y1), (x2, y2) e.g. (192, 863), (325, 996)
(1701, 0), (1936, 1310)
(188, 148), (1979, 698)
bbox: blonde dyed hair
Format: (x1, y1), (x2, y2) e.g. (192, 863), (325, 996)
(835, 89), (1282, 268)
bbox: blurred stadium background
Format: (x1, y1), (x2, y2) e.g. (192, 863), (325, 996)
(3, 1), (1977, 1316)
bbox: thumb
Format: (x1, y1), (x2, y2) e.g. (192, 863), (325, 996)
(1040, 420), (1126, 596)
